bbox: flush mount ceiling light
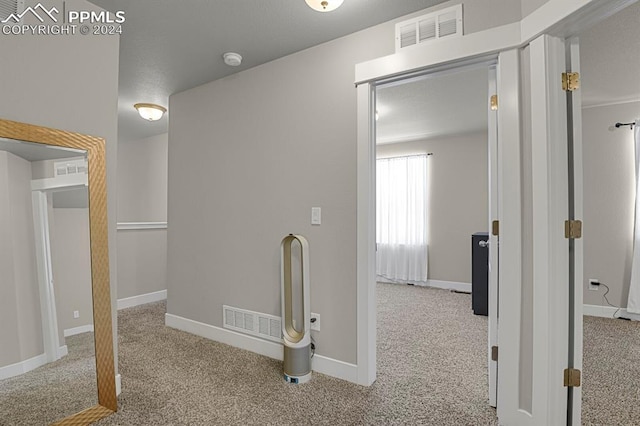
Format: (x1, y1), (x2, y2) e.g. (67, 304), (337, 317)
(134, 103), (166, 121)
(305, 0), (344, 12)
(223, 52), (243, 66)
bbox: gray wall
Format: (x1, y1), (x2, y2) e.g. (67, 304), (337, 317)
(117, 133), (168, 222)
(376, 132), (489, 284)
(0, 0), (120, 369)
(117, 133), (168, 299)
(521, 0), (550, 18)
(50, 206), (94, 333)
(431, 0), (520, 35)
(583, 102), (640, 308)
(167, 1), (514, 364)
(0, 151), (43, 367)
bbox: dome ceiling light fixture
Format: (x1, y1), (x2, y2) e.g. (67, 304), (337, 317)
(305, 0), (344, 12)
(223, 52), (243, 67)
(134, 103), (167, 121)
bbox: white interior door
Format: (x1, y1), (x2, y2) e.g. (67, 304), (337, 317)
(487, 65), (499, 408)
(566, 36), (584, 426)
(497, 35), (578, 425)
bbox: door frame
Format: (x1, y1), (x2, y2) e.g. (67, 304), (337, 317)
(354, 0), (635, 421)
(566, 36), (584, 424)
(487, 64), (499, 408)
(366, 57), (500, 399)
(31, 173), (87, 362)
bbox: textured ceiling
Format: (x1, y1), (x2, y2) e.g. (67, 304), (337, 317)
(376, 66), (489, 144)
(88, 0), (638, 143)
(579, 1), (640, 107)
(87, 0), (449, 142)
(0, 138), (85, 162)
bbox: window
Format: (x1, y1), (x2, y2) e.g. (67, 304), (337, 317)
(376, 154), (429, 283)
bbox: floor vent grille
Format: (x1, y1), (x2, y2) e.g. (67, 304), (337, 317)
(223, 305), (282, 343)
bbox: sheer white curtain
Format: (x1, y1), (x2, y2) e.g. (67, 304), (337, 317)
(628, 120), (640, 314)
(376, 154), (428, 283)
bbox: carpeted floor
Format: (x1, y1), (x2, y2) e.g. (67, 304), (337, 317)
(581, 315), (640, 426)
(2, 283), (639, 425)
(0, 332), (97, 425)
(100, 283), (497, 426)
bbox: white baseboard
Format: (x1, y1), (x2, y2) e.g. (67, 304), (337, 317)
(312, 354), (358, 383)
(117, 222), (167, 230)
(115, 373), (122, 396)
(64, 324), (94, 337)
(117, 289), (167, 310)
(0, 352), (47, 380)
(425, 279), (472, 293)
(583, 304), (640, 320)
(622, 309), (640, 321)
(378, 277), (472, 293)
(165, 313), (358, 384)
(583, 304), (618, 318)
(58, 345), (68, 358)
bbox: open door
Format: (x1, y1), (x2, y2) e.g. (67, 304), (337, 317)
(497, 35), (581, 425)
(487, 65), (499, 408)
(565, 36), (584, 426)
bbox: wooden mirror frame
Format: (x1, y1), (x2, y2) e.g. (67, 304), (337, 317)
(0, 118), (117, 425)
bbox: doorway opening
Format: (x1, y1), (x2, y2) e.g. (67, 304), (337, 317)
(372, 61), (499, 417)
(574, 3), (640, 423)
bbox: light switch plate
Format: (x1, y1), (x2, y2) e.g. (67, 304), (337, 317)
(311, 207), (321, 225)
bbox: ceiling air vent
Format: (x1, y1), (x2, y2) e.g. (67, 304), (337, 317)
(395, 4), (463, 52)
(0, 0), (24, 21)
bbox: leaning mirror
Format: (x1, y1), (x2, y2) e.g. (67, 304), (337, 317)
(0, 118), (116, 425)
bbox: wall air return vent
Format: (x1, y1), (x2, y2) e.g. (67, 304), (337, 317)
(54, 158), (88, 177)
(0, 0), (24, 21)
(395, 4), (463, 52)
(223, 305), (282, 343)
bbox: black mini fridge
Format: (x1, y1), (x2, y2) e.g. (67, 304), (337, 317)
(471, 232), (489, 316)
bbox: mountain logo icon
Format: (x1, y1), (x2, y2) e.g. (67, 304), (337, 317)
(2, 3), (59, 24)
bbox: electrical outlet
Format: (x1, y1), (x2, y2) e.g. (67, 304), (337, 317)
(73, 310), (80, 319)
(588, 279), (600, 291)
(310, 313), (320, 331)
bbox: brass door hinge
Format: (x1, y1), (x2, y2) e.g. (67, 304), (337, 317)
(562, 72), (580, 92)
(492, 220), (499, 236)
(491, 346), (498, 361)
(564, 368), (581, 387)
(564, 220), (582, 239)
(490, 95), (498, 111)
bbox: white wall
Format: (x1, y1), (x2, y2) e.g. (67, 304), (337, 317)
(117, 133), (168, 222)
(0, 151), (43, 367)
(583, 102), (640, 308)
(376, 132), (488, 284)
(435, 0), (520, 34)
(521, 0), (550, 18)
(117, 133), (168, 300)
(167, 1), (514, 365)
(0, 0), (120, 369)
(49, 206), (94, 333)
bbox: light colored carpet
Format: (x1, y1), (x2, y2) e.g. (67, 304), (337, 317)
(3, 284), (638, 425)
(0, 332), (97, 425)
(582, 315), (640, 425)
(96, 283), (497, 426)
